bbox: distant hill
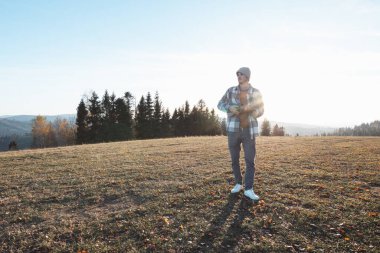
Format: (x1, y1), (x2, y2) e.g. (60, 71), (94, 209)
(0, 114), (76, 123)
(0, 118), (33, 136)
(0, 114), (76, 151)
(0, 114), (76, 135)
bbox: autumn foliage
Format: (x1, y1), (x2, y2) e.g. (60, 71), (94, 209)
(32, 116), (75, 148)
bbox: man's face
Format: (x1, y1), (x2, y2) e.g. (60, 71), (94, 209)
(237, 72), (248, 84)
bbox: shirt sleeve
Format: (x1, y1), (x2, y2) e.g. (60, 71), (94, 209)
(217, 89), (231, 113)
(250, 90), (264, 118)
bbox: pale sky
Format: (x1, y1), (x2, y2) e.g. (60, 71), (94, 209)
(0, 0), (379, 127)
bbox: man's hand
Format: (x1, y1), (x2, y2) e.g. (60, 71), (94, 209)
(241, 105), (253, 113)
(229, 105), (240, 115)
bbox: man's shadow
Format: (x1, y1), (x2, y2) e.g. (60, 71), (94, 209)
(189, 194), (255, 252)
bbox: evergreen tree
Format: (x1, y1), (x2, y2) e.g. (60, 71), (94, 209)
(87, 91), (103, 142)
(123, 91), (135, 138)
(153, 91), (162, 138)
(272, 124), (285, 136)
(194, 100), (208, 135)
(124, 92), (135, 116)
(109, 92), (117, 125)
(161, 108), (172, 137)
(114, 97), (133, 140)
(76, 99), (88, 144)
(176, 107), (185, 136)
(208, 108), (222, 135)
(101, 90), (112, 141)
(171, 108), (179, 136)
(189, 106), (200, 135)
(221, 118), (227, 135)
(333, 120), (380, 136)
(182, 101), (191, 135)
(260, 119), (271, 136)
(102, 90), (112, 121)
(75, 89), (249, 140)
(135, 96), (148, 139)
(272, 124), (279, 136)
(145, 92), (154, 138)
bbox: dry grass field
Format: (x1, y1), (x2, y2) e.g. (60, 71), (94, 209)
(0, 136), (379, 252)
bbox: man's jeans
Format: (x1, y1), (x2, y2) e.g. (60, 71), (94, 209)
(228, 128), (256, 190)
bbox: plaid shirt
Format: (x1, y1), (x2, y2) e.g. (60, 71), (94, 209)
(217, 84), (264, 138)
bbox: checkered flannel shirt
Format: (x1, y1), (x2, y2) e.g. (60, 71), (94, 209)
(217, 84), (264, 138)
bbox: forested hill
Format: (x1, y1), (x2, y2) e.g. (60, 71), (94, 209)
(0, 115), (75, 135)
(0, 118), (32, 135)
(0, 115), (75, 151)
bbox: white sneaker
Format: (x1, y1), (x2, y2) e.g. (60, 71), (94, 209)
(244, 189), (260, 201)
(231, 184), (243, 193)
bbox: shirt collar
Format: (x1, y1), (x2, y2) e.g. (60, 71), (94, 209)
(234, 83), (253, 93)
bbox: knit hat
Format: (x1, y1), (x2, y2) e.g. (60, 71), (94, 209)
(236, 67), (251, 80)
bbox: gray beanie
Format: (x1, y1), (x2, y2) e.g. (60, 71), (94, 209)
(236, 67), (251, 80)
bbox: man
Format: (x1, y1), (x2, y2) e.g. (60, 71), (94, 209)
(217, 67), (264, 201)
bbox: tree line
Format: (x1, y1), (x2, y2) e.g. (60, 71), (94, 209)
(5, 96), (379, 151)
(76, 91), (134, 143)
(75, 90), (223, 144)
(260, 119), (286, 136)
(331, 120), (380, 136)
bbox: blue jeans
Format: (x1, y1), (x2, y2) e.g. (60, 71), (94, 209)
(228, 128), (256, 190)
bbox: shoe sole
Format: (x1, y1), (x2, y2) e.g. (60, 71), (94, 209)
(231, 188), (243, 194)
(244, 194), (260, 202)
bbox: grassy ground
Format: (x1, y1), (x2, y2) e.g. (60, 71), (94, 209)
(0, 136), (379, 252)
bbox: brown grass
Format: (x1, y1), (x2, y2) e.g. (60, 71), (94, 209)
(0, 136), (379, 252)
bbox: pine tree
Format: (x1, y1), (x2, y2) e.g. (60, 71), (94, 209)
(115, 97), (134, 140)
(272, 124), (285, 136)
(279, 126), (285, 136)
(189, 106), (200, 135)
(101, 90), (112, 141)
(208, 109), (222, 135)
(76, 99), (88, 144)
(333, 120), (380, 136)
(102, 90), (112, 121)
(153, 91), (162, 138)
(135, 96), (148, 139)
(171, 109), (179, 136)
(109, 92), (117, 125)
(87, 91), (103, 142)
(161, 108), (172, 137)
(184, 101), (191, 135)
(145, 92), (154, 138)
(176, 107), (185, 136)
(221, 118), (227, 135)
(260, 119), (271, 136)
(195, 100), (207, 135)
(124, 92), (135, 116)
(272, 124), (279, 136)
(123, 91), (134, 138)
